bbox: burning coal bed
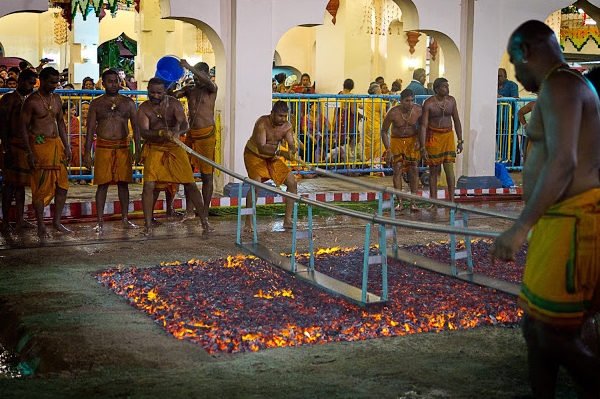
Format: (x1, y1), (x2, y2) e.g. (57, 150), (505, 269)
(96, 239), (525, 355)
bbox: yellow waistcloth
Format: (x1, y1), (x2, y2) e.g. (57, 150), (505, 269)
(424, 126), (456, 166)
(185, 126), (216, 175)
(518, 188), (600, 330)
(2, 137), (31, 186)
(154, 183), (177, 196)
(29, 135), (69, 206)
(390, 135), (420, 167)
(93, 137), (133, 185)
(244, 142), (290, 186)
(141, 141), (194, 184)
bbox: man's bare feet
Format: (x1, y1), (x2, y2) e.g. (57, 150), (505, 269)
(142, 226), (151, 236)
(37, 225), (50, 238)
(201, 218), (215, 233)
(1, 223), (13, 233)
(93, 223), (103, 234)
(283, 220), (294, 229)
(53, 222), (73, 234)
(181, 212), (196, 222)
(122, 219), (139, 229)
(244, 222), (254, 233)
(410, 203), (421, 212)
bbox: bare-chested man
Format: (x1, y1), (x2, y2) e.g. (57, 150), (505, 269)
(19, 67), (72, 238)
(491, 20), (600, 398)
(381, 89), (424, 212)
(137, 77), (212, 234)
(171, 59), (218, 221)
(421, 78), (463, 203)
(0, 69), (38, 231)
(244, 101), (297, 232)
(83, 69), (141, 233)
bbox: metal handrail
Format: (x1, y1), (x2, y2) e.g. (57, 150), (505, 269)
(174, 139), (504, 238)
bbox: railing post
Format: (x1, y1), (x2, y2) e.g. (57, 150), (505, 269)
(291, 202), (299, 273)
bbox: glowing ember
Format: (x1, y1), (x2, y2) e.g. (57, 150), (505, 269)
(96, 243), (524, 355)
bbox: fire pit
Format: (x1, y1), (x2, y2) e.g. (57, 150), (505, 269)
(96, 239), (524, 354)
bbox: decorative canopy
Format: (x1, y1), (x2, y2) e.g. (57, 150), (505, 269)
(50, 0), (140, 29)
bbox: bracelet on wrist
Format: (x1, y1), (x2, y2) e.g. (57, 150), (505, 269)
(457, 139), (464, 144)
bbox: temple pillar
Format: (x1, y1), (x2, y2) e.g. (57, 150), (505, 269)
(69, 8), (100, 87)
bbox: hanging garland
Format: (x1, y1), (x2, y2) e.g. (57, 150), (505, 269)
(53, 8), (68, 44)
(561, 27), (600, 51)
(196, 29), (214, 54)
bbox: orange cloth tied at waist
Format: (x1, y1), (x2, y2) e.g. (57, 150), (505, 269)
(142, 141), (194, 184)
(518, 188), (600, 330)
(244, 141), (290, 186)
(185, 126), (216, 174)
(1, 137), (30, 186)
(426, 125), (453, 145)
(93, 137), (133, 185)
(28, 135), (69, 206)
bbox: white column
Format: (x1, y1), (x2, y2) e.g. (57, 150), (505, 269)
(70, 8), (100, 87)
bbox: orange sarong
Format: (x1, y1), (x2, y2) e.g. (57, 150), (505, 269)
(518, 188), (600, 330)
(390, 135), (420, 167)
(185, 126), (216, 175)
(243, 141), (290, 186)
(93, 137), (133, 185)
(141, 141), (194, 184)
(29, 135), (69, 206)
(2, 137), (31, 186)
(424, 125), (455, 166)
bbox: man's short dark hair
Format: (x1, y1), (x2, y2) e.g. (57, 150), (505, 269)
(391, 81), (401, 92)
(433, 77), (448, 92)
(498, 68), (507, 79)
(193, 62), (210, 74)
(39, 67), (59, 81)
(343, 78), (354, 91)
(8, 67), (20, 75)
(412, 68), (426, 80)
(18, 61), (29, 70)
(272, 100), (289, 114)
(400, 89), (414, 99)
(18, 69), (37, 82)
(148, 77), (166, 88)
(102, 69), (118, 81)
(375, 76), (384, 83)
(5, 77), (16, 84)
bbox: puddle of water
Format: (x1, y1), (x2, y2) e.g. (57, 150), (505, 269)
(0, 343), (22, 379)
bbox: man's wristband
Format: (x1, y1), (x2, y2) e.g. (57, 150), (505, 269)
(457, 139), (464, 144)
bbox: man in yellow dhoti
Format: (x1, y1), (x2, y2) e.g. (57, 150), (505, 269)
(19, 67), (72, 239)
(0, 69), (37, 230)
(171, 59), (218, 220)
(137, 77), (212, 234)
(84, 69), (141, 233)
(491, 21), (600, 398)
(243, 101), (297, 232)
(421, 78), (463, 202)
(381, 89), (424, 211)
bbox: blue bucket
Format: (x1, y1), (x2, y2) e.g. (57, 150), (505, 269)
(155, 55), (184, 88)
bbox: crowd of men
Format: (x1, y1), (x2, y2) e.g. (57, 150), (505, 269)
(0, 60), (217, 238)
